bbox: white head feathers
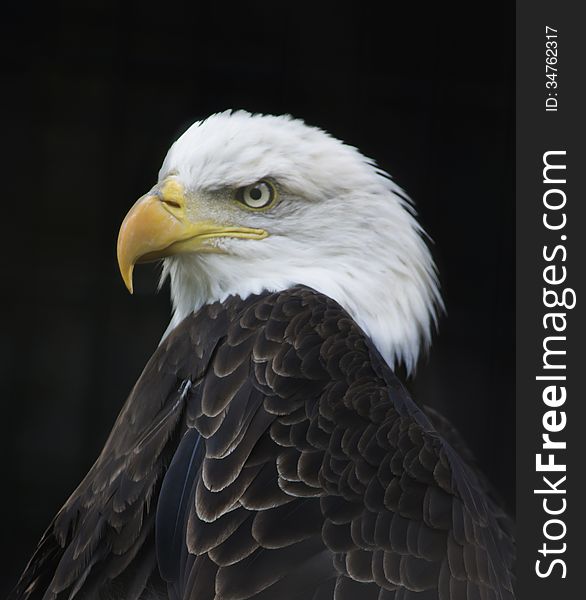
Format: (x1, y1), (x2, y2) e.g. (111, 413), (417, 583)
(158, 110), (443, 374)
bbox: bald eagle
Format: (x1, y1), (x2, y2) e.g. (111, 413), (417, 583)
(10, 112), (515, 600)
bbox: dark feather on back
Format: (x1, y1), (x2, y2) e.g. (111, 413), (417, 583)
(9, 287), (515, 600)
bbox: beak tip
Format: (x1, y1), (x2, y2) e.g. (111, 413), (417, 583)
(117, 230), (134, 294)
(120, 263), (135, 295)
(124, 275), (134, 295)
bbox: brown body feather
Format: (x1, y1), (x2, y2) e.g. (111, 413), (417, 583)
(10, 287), (515, 600)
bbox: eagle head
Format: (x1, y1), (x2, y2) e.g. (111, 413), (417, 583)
(117, 111), (442, 373)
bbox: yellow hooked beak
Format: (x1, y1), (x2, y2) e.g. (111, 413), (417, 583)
(117, 179), (267, 293)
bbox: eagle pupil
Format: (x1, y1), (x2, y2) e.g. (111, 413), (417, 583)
(250, 187), (262, 201)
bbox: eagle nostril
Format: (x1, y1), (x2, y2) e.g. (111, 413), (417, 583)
(161, 199), (181, 209)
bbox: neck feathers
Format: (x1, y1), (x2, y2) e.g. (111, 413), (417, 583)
(162, 195), (442, 375)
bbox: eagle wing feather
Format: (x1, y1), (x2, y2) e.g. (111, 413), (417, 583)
(10, 287), (515, 600)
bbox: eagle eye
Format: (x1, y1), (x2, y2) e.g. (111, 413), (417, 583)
(236, 180), (277, 210)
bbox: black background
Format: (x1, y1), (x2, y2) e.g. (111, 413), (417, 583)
(1, 1), (513, 594)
